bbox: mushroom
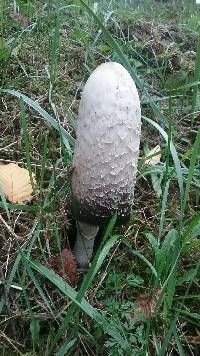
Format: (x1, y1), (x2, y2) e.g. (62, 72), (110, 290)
(72, 62), (141, 267)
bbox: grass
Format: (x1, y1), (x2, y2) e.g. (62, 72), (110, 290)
(0, 0), (200, 355)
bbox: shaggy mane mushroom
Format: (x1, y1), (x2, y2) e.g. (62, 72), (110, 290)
(72, 62), (141, 267)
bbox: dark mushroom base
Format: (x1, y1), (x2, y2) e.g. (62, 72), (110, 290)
(71, 197), (132, 267)
(71, 195), (132, 227)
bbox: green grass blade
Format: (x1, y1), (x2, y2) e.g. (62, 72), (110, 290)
(182, 128), (200, 216)
(20, 97), (35, 191)
(182, 212), (200, 244)
(39, 135), (48, 200)
(17, 244), (55, 318)
(66, 108), (77, 130)
(158, 107), (173, 240)
(0, 202), (39, 212)
(28, 260), (101, 319)
(173, 329), (185, 356)
(159, 316), (178, 356)
(0, 89), (75, 151)
(51, 306), (76, 355)
(29, 259), (130, 351)
(158, 179), (170, 242)
(56, 337), (77, 356)
(0, 253), (22, 313)
(143, 116), (184, 199)
(51, 217), (119, 352)
(191, 29), (200, 125)
(162, 259), (200, 354)
(78, 234), (120, 301)
(0, 183), (11, 223)
(132, 250), (158, 278)
(80, 0), (167, 126)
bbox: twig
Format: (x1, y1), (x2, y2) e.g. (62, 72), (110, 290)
(0, 214), (24, 240)
(0, 280), (22, 291)
(93, 242), (121, 295)
(0, 330), (23, 354)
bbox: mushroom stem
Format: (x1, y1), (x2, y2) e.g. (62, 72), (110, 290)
(74, 222), (99, 268)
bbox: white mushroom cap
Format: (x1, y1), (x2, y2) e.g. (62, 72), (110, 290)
(72, 62), (141, 226)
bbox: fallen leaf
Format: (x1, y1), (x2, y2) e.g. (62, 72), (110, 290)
(145, 145), (161, 166)
(0, 163), (36, 203)
(9, 11), (29, 28)
(130, 287), (161, 324)
(47, 249), (78, 286)
(183, 335), (200, 345)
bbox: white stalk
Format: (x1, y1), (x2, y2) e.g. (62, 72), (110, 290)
(74, 222), (99, 268)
